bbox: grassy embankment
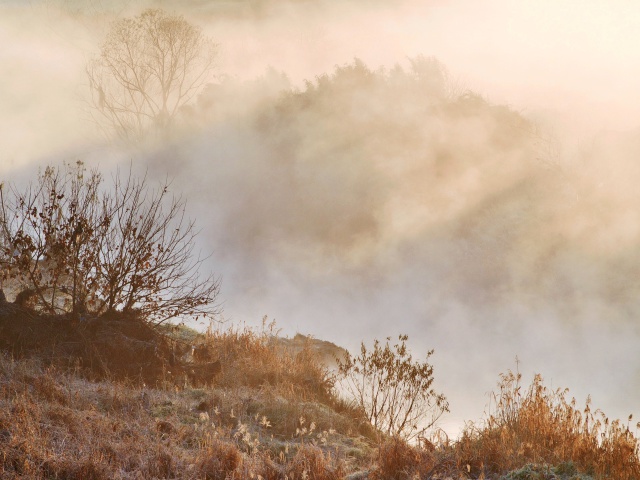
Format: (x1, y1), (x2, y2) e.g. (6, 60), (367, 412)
(0, 310), (638, 479)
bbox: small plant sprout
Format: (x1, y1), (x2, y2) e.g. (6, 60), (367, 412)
(259, 416), (271, 428)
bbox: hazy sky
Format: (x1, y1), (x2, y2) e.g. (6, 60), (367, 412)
(2, 0), (640, 437)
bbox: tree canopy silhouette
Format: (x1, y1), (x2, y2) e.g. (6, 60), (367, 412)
(87, 9), (216, 141)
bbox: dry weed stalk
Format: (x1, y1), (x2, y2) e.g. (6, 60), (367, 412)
(455, 368), (640, 479)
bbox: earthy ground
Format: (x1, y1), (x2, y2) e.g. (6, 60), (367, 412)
(0, 310), (637, 479)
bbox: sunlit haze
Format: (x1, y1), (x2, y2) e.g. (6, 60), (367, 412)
(2, 0), (640, 437)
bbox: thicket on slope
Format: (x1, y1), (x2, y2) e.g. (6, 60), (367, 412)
(455, 368), (640, 479)
(336, 334), (448, 442)
(0, 308), (173, 384)
(0, 161), (219, 324)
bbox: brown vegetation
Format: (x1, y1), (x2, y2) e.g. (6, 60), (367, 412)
(366, 368), (640, 480)
(0, 307), (638, 479)
(201, 321), (334, 401)
(0, 304), (226, 388)
(0, 312), (370, 479)
(455, 368), (640, 479)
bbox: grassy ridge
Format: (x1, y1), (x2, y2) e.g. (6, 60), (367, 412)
(0, 321), (371, 479)
(0, 319), (638, 479)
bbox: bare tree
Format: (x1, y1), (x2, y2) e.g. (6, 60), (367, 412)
(87, 9), (216, 141)
(0, 161), (220, 325)
(336, 335), (449, 442)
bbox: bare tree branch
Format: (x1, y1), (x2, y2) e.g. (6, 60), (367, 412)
(87, 9), (216, 142)
(0, 162), (221, 326)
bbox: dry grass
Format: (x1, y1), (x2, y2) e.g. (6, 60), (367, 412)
(3, 312), (638, 479)
(369, 436), (436, 480)
(285, 444), (346, 479)
(453, 369), (640, 479)
(0, 320), (372, 479)
(195, 441), (243, 479)
(196, 320), (335, 403)
(365, 368), (640, 480)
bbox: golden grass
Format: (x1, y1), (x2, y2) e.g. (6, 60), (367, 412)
(3, 315), (638, 479)
(453, 369), (640, 479)
(196, 320), (334, 402)
(0, 321), (372, 479)
(370, 436), (435, 480)
(363, 368), (640, 480)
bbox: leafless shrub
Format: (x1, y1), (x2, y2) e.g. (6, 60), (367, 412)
(336, 334), (448, 442)
(0, 161), (220, 325)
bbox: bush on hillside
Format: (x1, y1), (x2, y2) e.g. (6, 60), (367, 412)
(455, 368), (640, 479)
(0, 161), (219, 325)
(336, 334), (448, 442)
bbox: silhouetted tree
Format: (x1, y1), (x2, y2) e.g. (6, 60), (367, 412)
(87, 9), (216, 141)
(0, 161), (220, 324)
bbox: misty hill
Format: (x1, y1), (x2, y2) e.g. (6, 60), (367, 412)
(188, 56), (539, 278)
(125, 55), (635, 446)
(271, 333), (349, 369)
(165, 57), (640, 429)
(190, 55), (637, 310)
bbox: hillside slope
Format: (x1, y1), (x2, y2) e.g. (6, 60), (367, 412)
(1, 312), (638, 479)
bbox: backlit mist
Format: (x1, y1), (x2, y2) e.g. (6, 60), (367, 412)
(2, 0), (640, 436)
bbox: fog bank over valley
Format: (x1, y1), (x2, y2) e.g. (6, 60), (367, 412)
(2, 0), (640, 436)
